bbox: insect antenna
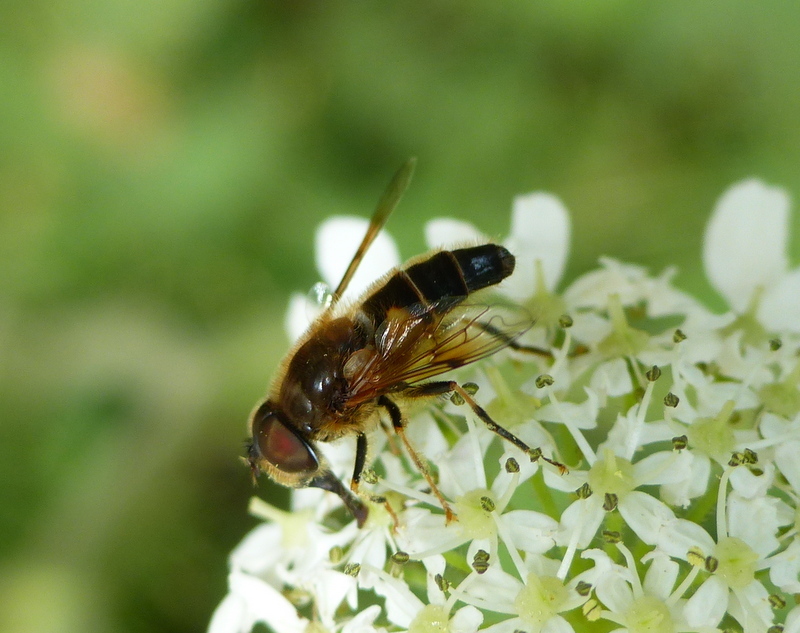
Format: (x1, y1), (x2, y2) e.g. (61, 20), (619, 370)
(331, 158), (416, 304)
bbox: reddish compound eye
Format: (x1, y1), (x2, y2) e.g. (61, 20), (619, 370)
(252, 406), (318, 474)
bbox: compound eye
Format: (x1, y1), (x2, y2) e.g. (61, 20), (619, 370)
(252, 406), (318, 474)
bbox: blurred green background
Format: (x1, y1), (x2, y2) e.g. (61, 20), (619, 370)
(2, 2), (799, 632)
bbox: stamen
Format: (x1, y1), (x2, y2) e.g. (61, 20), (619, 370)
(556, 499), (588, 581)
(717, 466), (734, 540)
(616, 543), (644, 598)
(546, 385), (596, 465)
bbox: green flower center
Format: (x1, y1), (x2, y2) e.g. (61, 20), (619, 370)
(454, 489), (497, 540)
(597, 294), (649, 358)
(759, 360), (800, 418)
(715, 536), (758, 590)
(249, 498), (314, 550)
(686, 400), (736, 464)
(485, 365), (542, 429)
(514, 573), (569, 628)
(720, 287), (767, 347)
(588, 449), (636, 497)
(624, 595), (674, 633)
(408, 604), (449, 633)
(525, 259), (567, 329)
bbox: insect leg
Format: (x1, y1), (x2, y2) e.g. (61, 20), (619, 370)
(351, 432), (368, 492)
(406, 381), (568, 474)
(475, 320), (552, 358)
(377, 395), (457, 523)
(476, 321), (589, 359)
(308, 470), (369, 527)
(379, 420), (403, 457)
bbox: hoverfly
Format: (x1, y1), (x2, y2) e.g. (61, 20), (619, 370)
(246, 159), (564, 526)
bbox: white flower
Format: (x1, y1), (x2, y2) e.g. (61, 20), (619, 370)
(760, 412), (800, 495)
(425, 191), (571, 302)
(703, 178), (800, 332)
(678, 465), (784, 632)
(213, 178), (800, 633)
(285, 216), (401, 341)
(359, 560), (483, 632)
(457, 557), (586, 633)
(767, 538), (800, 594)
(393, 427), (558, 572)
(209, 571), (308, 633)
(582, 547), (706, 633)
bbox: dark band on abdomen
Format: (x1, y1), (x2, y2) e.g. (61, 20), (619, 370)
(360, 244), (515, 326)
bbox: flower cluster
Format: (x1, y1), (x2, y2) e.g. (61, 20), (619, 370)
(211, 180), (800, 633)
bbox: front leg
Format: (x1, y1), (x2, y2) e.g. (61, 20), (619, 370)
(351, 432), (368, 492)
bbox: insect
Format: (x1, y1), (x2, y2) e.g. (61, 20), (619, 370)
(246, 159), (564, 526)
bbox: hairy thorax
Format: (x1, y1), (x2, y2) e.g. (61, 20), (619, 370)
(277, 316), (374, 440)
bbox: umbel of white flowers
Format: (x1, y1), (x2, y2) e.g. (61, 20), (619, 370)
(211, 180), (800, 633)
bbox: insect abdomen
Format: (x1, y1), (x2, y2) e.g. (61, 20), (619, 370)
(361, 245), (515, 323)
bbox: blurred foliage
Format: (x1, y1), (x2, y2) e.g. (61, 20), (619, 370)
(1, 2), (799, 632)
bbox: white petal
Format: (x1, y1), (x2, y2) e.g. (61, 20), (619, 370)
(423, 555), (448, 605)
(358, 568), (423, 628)
(578, 549), (615, 585)
(341, 605), (382, 633)
(784, 605), (800, 633)
(759, 267), (800, 332)
(645, 267), (703, 317)
(311, 570), (358, 628)
(228, 571), (306, 633)
(284, 292), (319, 343)
(315, 216), (400, 301)
(437, 431), (491, 497)
(594, 571), (634, 614)
(394, 508), (460, 559)
(618, 491), (676, 546)
(499, 510), (559, 553)
(703, 179), (790, 312)
(425, 218), (487, 249)
(229, 523), (283, 576)
(656, 518), (716, 561)
(479, 618), (525, 633)
(450, 605), (484, 633)
(564, 311), (612, 346)
(660, 452), (712, 507)
(563, 258), (648, 309)
(556, 497), (605, 548)
(632, 450), (694, 486)
(729, 461), (775, 499)
(589, 359), (633, 398)
(642, 554), (679, 601)
(727, 580), (773, 633)
(542, 615), (577, 633)
(728, 490), (791, 558)
(503, 192), (571, 299)
(537, 388), (599, 432)
(460, 566), (521, 612)
(683, 577), (728, 627)
(774, 439), (800, 495)
(208, 592), (250, 633)
(768, 539), (800, 593)
(348, 526), (390, 569)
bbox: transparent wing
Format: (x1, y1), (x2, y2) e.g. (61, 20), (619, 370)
(344, 301), (534, 406)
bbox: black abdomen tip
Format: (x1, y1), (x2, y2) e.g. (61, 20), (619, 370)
(497, 246), (515, 277)
(453, 244), (516, 292)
